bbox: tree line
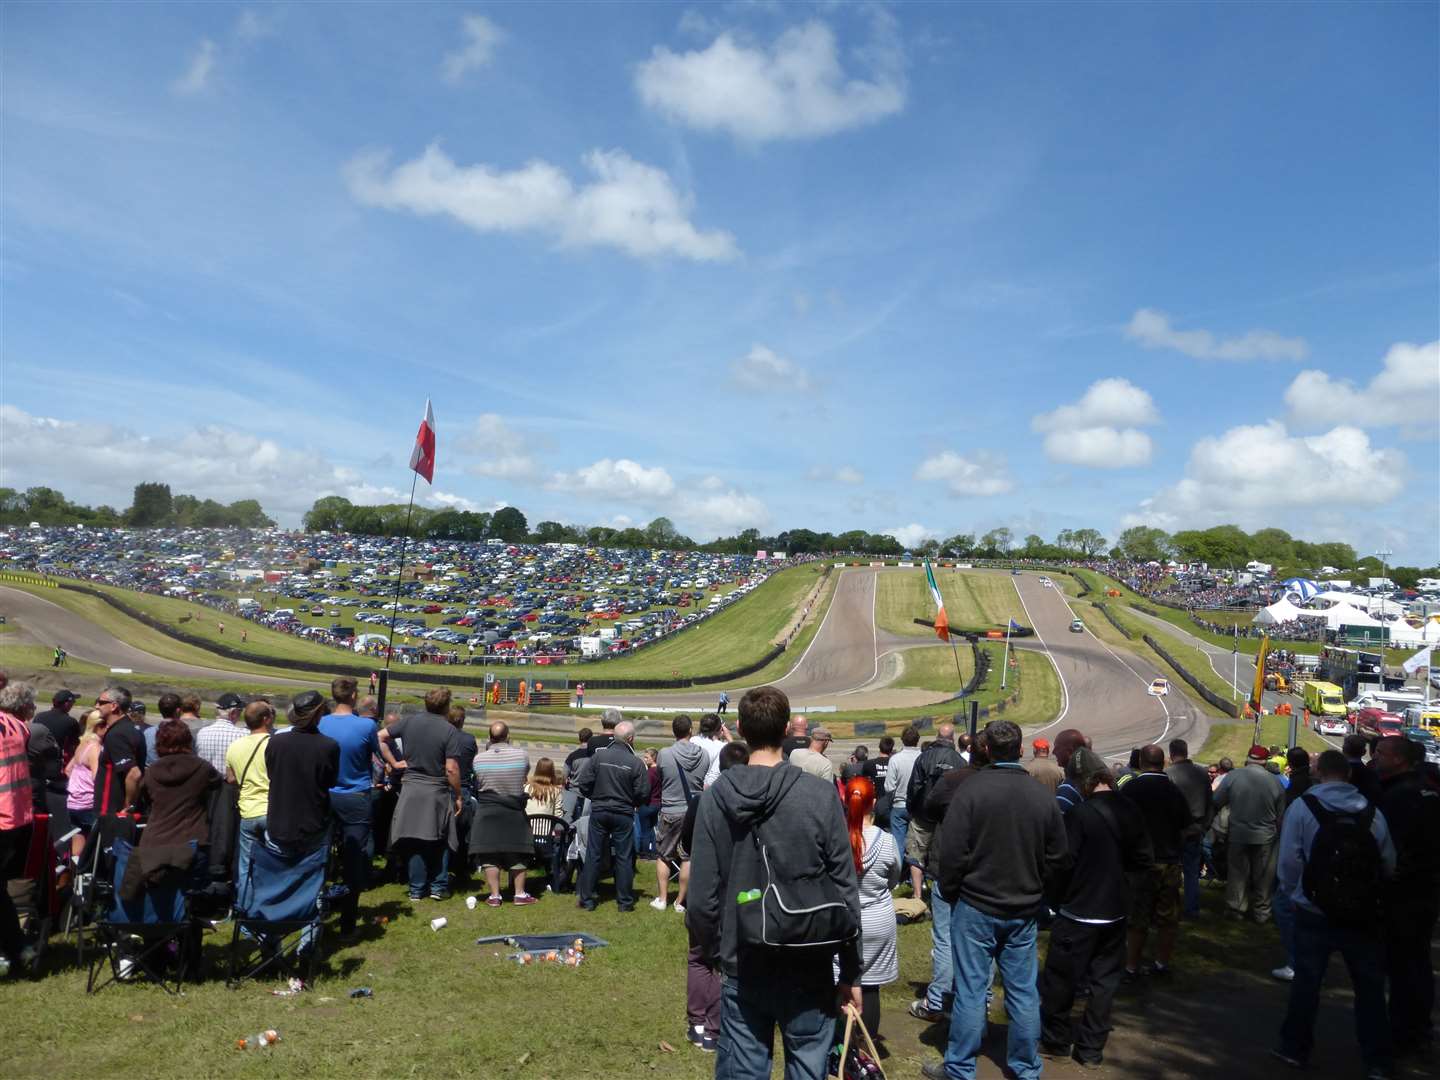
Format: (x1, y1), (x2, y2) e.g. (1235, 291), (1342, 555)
(4, 486), (1433, 586)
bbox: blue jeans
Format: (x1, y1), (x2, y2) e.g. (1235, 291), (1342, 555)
(927, 887), (955, 1010)
(1180, 837), (1202, 917)
(1273, 889), (1296, 968)
(946, 899), (1041, 1080)
(579, 807), (636, 909)
(1280, 906), (1392, 1069)
(329, 790), (373, 933)
(634, 804), (659, 857)
(407, 840), (448, 897)
(236, 816), (267, 910)
(891, 804), (911, 871)
(716, 975), (834, 1080)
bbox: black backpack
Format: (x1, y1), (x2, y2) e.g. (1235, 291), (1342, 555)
(907, 744), (962, 822)
(1300, 794), (1383, 925)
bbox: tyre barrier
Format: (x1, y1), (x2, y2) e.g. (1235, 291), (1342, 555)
(1142, 634), (1241, 718)
(1093, 602), (1134, 640)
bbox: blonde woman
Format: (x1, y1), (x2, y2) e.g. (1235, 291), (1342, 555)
(525, 757), (564, 818)
(65, 708), (107, 849)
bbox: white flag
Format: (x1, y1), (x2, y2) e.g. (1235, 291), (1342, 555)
(1402, 644), (1433, 675)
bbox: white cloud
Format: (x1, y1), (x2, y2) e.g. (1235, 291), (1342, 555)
(0, 404), (475, 525)
(915, 450), (1014, 497)
(172, 39), (217, 95)
(1125, 308), (1309, 361)
(835, 465), (864, 485)
(806, 464), (864, 485)
(680, 488), (770, 533)
(731, 344), (815, 393)
(1125, 420), (1406, 530)
(442, 14), (504, 84)
(635, 19), (905, 141)
(1031, 377), (1160, 468)
(885, 523), (934, 549)
(458, 413), (540, 481)
(547, 458), (677, 501)
(1283, 340), (1439, 433)
(345, 144), (738, 262)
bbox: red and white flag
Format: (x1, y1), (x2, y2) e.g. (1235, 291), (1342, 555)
(409, 399), (436, 484)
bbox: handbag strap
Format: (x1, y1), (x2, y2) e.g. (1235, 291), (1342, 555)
(238, 734), (270, 788)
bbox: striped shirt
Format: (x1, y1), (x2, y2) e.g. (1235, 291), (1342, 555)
(196, 719), (247, 774)
(473, 743), (529, 797)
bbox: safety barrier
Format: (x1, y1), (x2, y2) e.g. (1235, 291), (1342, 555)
(1142, 634), (1241, 718)
(1093, 602), (1134, 640)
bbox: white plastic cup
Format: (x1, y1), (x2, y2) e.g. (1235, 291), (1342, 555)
(465, 895), (478, 910)
(431, 916), (447, 931)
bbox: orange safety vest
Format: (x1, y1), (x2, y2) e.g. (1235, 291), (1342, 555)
(0, 710), (34, 831)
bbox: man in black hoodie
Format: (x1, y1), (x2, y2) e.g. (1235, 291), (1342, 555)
(1040, 749), (1153, 1069)
(924, 720), (1068, 1080)
(688, 685), (861, 1080)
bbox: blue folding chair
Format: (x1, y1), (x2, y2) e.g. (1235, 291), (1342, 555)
(228, 840), (339, 987)
(86, 837), (198, 994)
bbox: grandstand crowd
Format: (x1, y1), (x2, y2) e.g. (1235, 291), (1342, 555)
(0, 674), (1436, 1079)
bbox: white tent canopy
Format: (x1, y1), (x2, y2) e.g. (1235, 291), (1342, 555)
(1317, 603), (1382, 630)
(1253, 597), (1308, 625)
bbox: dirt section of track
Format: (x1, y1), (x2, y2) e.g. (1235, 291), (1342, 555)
(0, 585), (314, 686)
(1005, 572), (1209, 760)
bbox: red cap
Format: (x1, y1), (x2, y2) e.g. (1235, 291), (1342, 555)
(1033, 738), (1050, 751)
(1247, 745), (1270, 761)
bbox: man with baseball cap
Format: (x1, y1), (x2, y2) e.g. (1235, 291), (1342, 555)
(32, 690), (81, 765)
(1025, 737), (1063, 794)
(788, 726), (835, 784)
(197, 692), (249, 773)
(1214, 745), (1286, 923)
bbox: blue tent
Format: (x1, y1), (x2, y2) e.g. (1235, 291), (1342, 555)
(1281, 577), (1321, 602)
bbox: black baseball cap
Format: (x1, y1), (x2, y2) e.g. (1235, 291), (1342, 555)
(128, 701), (147, 716)
(53, 689), (78, 706)
(288, 690), (328, 725)
(217, 692), (246, 710)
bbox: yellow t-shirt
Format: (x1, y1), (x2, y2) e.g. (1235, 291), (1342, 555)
(225, 732), (272, 820)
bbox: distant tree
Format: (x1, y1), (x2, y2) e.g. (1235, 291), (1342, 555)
(644, 516), (681, 548)
(126, 482), (173, 527)
(304, 496), (354, 532)
(1171, 524), (1249, 567)
(979, 527), (1013, 555)
(227, 499), (274, 528)
(917, 538), (941, 557)
(940, 533), (975, 557)
(426, 508), (465, 540)
(490, 506), (528, 542)
(615, 527), (647, 548)
(1117, 525), (1172, 562)
(1055, 528), (1076, 552)
(532, 520), (570, 544)
(1071, 528), (1107, 557)
(1022, 534), (1046, 554)
(1249, 527), (1295, 564)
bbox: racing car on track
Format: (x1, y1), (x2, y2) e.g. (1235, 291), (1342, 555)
(1148, 678), (1170, 697)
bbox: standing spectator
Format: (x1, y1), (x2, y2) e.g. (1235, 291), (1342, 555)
(31, 689), (80, 765)
(577, 720), (649, 912)
(318, 677), (381, 939)
(64, 709), (106, 845)
(27, 705), (68, 843)
(224, 700), (274, 907)
(196, 692), (247, 774)
(1165, 738), (1213, 919)
(885, 726), (922, 891)
(841, 745), (869, 783)
(1373, 735), (1440, 1059)
(687, 686), (861, 1080)
(1025, 737), (1063, 793)
(1270, 747), (1315, 980)
(905, 723), (964, 899)
(654, 715), (706, 911)
(131, 702), (156, 763)
(1342, 734), (1384, 806)
(864, 736), (894, 828)
(563, 728), (594, 779)
(587, 709), (621, 754)
(1271, 750), (1395, 1075)
(780, 715), (810, 759)
(1040, 751), (1153, 1069)
(789, 727), (836, 784)
(836, 777), (901, 1048)
(1214, 745), (1286, 923)
(715, 689), (728, 716)
(924, 720), (1067, 1080)
(446, 703), (479, 884)
(470, 721), (536, 906)
(634, 748), (662, 859)
(694, 712), (730, 787)
(136, 720), (218, 880)
(1284, 747), (1314, 808)
(381, 689), (463, 901)
(93, 686), (143, 818)
(1053, 728), (1091, 816)
(1120, 745), (1193, 979)
(0, 682), (37, 978)
(524, 758), (564, 818)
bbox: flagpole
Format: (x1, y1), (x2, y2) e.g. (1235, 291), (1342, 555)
(949, 636), (967, 696)
(1233, 623), (1239, 702)
(1000, 619), (1012, 690)
(377, 472), (419, 718)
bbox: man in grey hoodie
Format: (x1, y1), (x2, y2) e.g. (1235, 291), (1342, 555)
(653, 714), (708, 911)
(688, 685), (862, 1080)
(1272, 750), (1396, 1077)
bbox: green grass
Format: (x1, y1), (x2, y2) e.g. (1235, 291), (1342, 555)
(875, 570), (1024, 638)
(890, 644), (974, 693)
(1200, 714), (1330, 764)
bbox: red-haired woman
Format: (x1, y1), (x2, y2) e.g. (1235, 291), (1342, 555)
(838, 776), (901, 1047)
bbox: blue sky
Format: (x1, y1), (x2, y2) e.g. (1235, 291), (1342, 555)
(2, 1), (1437, 562)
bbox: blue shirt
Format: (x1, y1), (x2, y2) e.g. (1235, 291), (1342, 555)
(318, 711), (381, 795)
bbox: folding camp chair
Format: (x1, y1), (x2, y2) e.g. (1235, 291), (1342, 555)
(65, 815), (139, 970)
(86, 837), (198, 995)
(529, 814), (569, 890)
(227, 840), (338, 988)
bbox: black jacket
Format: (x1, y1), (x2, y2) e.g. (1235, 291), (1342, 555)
(1120, 771), (1193, 865)
(1284, 768), (1314, 808)
(909, 739), (965, 824)
(936, 762), (1068, 918)
(1165, 759), (1213, 840)
(1050, 791), (1154, 921)
(1378, 769), (1440, 914)
(687, 762), (860, 985)
(578, 740), (648, 813)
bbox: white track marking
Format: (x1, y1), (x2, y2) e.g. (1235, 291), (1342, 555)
(1011, 577), (1070, 735)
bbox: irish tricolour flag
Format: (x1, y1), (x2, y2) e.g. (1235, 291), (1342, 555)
(925, 560), (949, 642)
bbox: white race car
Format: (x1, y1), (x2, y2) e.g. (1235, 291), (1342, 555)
(1148, 678), (1170, 697)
